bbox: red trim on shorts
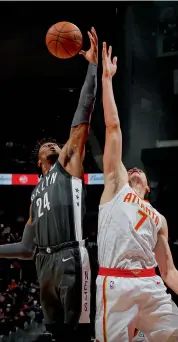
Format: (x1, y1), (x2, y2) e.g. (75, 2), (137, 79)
(98, 267), (156, 278)
(103, 276), (107, 342)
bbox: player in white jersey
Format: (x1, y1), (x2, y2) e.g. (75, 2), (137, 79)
(95, 42), (178, 342)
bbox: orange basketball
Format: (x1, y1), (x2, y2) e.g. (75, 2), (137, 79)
(46, 21), (83, 59)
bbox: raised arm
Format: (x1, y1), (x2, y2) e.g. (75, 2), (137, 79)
(0, 206), (35, 260)
(101, 42), (128, 204)
(59, 28), (98, 178)
(154, 215), (178, 294)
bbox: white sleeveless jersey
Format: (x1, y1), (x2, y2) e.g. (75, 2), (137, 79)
(98, 183), (162, 269)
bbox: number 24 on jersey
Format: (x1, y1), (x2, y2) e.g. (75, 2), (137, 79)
(36, 192), (50, 217)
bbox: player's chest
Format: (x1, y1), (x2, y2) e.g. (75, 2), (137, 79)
(120, 201), (159, 231)
(31, 172), (59, 201)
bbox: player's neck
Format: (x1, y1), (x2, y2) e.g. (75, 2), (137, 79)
(42, 162), (54, 176)
(131, 184), (145, 200)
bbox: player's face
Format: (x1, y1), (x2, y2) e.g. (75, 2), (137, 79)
(38, 142), (61, 166)
(128, 168), (149, 193)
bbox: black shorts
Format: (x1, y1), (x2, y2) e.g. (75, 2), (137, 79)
(36, 243), (91, 329)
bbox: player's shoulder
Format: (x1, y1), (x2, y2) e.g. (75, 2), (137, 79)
(146, 201), (162, 220)
(148, 204), (166, 233)
(159, 214), (168, 229)
(148, 202), (163, 221)
(55, 160), (76, 179)
(157, 214), (168, 238)
(100, 182), (130, 209)
(160, 213), (166, 221)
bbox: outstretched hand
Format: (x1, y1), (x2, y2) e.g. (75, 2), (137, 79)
(79, 27), (98, 65)
(102, 42), (117, 79)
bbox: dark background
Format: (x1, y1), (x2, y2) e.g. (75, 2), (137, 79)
(0, 2), (121, 151)
(0, 1), (178, 238)
(0, 1), (125, 227)
(0, 1), (178, 337)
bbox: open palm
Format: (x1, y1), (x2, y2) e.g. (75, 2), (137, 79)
(79, 27), (98, 65)
(102, 42), (117, 78)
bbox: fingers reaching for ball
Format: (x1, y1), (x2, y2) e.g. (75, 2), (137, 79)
(79, 27), (98, 65)
(102, 42), (117, 79)
(46, 22), (98, 63)
(89, 27), (98, 49)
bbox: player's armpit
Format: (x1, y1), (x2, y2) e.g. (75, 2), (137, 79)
(100, 161), (128, 204)
(64, 144), (85, 179)
(59, 125), (87, 178)
(154, 226), (178, 294)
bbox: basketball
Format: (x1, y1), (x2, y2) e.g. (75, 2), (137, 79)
(46, 21), (83, 59)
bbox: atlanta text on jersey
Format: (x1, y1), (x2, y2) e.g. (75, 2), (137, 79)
(123, 192), (159, 227)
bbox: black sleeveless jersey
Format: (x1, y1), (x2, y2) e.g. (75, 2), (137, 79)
(31, 161), (86, 247)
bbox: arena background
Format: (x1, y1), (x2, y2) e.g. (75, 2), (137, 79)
(0, 1), (178, 341)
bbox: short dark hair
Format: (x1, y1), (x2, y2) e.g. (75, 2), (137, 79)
(30, 137), (61, 164)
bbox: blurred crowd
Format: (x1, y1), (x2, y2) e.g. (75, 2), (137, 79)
(0, 279), (43, 336)
(0, 221), (43, 338)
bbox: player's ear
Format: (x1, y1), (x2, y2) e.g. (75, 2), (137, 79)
(38, 160), (41, 168)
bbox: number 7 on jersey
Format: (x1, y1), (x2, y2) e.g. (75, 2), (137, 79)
(134, 209), (148, 231)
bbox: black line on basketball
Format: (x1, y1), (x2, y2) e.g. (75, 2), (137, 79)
(47, 33), (81, 46)
(54, 22), (67, 35)
(58, 39), (73, 58)
(56, 40), (66, 59)
(47, 33), (59, 38)
(47, 39), (59, 45)
(58, 36), (81, 46)
(57, 29), (81, 34)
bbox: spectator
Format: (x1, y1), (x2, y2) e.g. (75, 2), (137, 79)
(0, 219), (43, 337)
(8, 279), (17, 291)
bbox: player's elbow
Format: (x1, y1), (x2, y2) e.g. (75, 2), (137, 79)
(13, 249), (33, 260)
(160, 264), (176, 283)
(162, 267), (178, 294)
(69, 125), (89, 155)
(21, 249), (34, 259)
(15, 242), (34, 260)
(160, 269), (169, 281)
(106, 122), (120, 133)
(70, 124), (89, 141)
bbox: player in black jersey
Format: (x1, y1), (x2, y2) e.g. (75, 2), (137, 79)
(0, 27), (98, 342)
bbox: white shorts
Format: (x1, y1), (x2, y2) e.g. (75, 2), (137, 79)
(95, 274), (178, 342)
